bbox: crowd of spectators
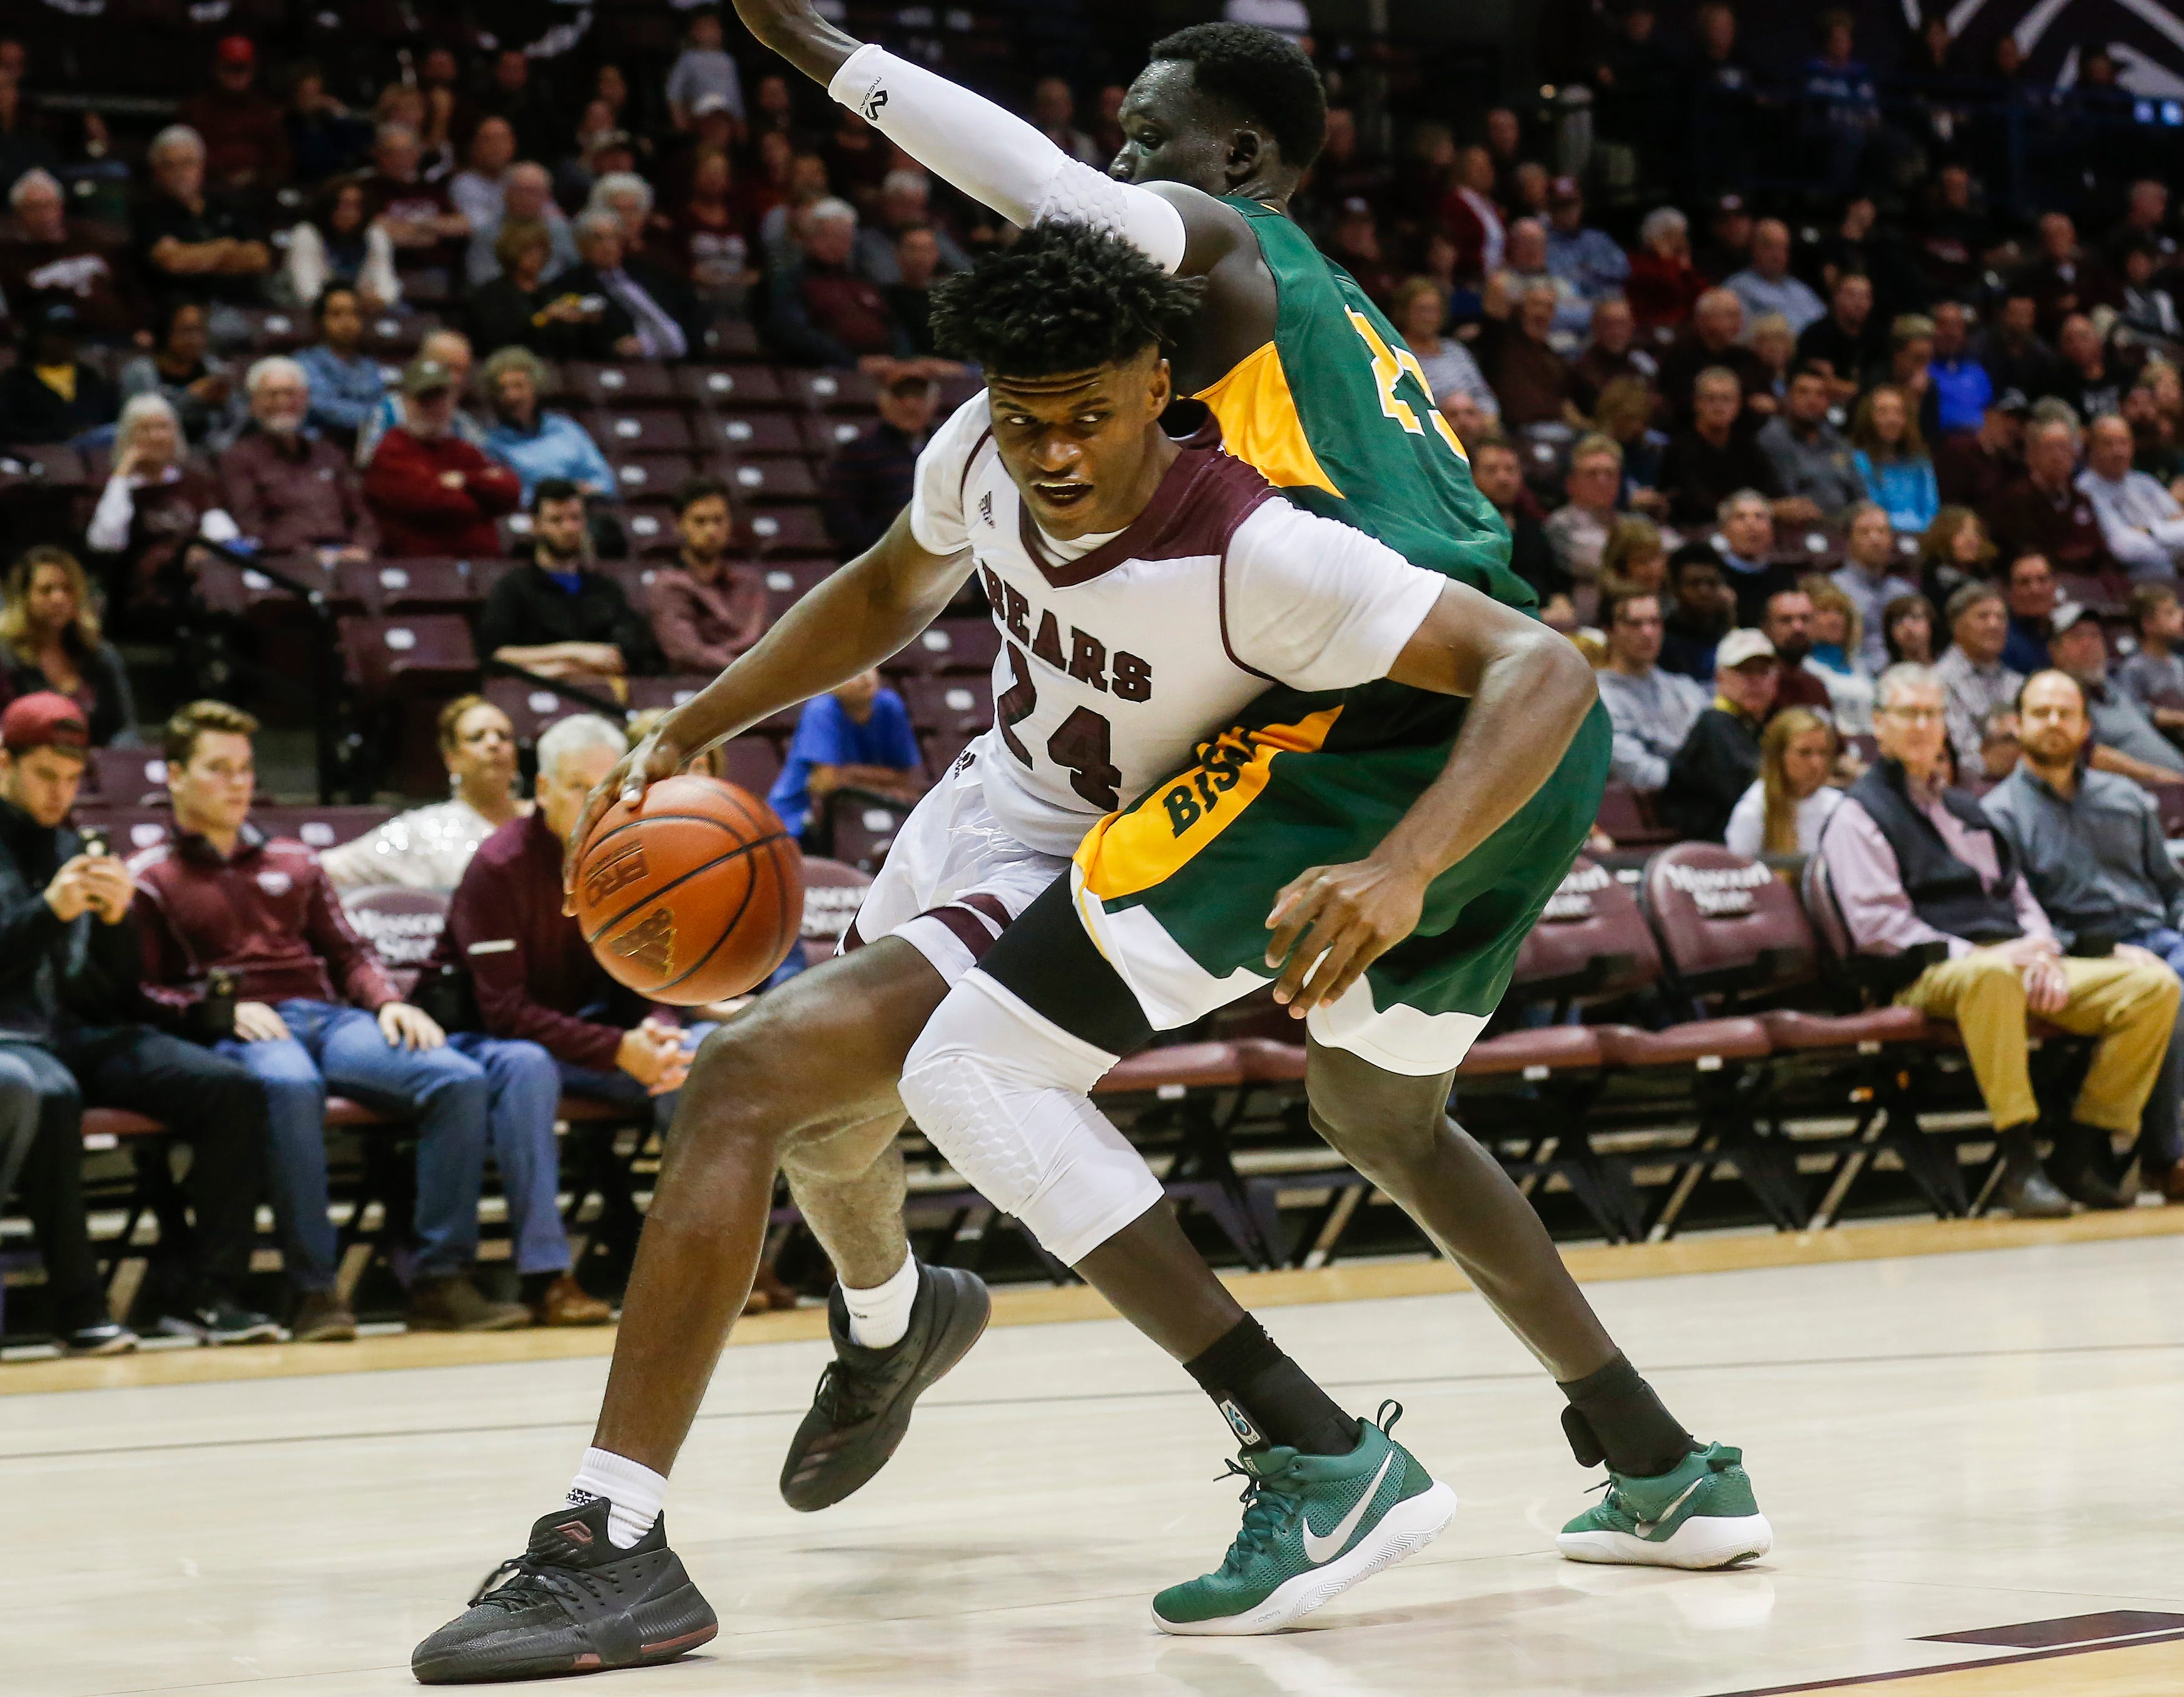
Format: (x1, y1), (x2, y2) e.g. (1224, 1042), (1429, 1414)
(8, 5), (2184, 1345)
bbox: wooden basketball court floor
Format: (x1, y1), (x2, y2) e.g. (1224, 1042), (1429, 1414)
(9, 1211), (2184, 1697)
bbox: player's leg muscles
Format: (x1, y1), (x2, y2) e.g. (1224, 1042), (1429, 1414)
(1303, 1039), (1615, 1381)
(903, 880), (1356, 1455)
(1303, 1040), (1693, 1477)
(592, 938), (945, 1474)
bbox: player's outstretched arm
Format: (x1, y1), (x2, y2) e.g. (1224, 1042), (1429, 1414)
(734, 0), (1237, 277)
(1264, 584), (1598, 1014)
(561, 509), (970, 896)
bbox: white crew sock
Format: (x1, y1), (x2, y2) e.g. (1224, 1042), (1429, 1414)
(841, 1250), (920, 1349)
(567, 1447), (668, 1549)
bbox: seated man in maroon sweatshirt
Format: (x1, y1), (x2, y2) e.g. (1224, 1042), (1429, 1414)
(130, 700), (536, 1337)
(361, 354), (522, 559)
(435, 713), (696, 1133)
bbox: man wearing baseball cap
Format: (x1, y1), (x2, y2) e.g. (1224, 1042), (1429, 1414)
(0, 693), (277, 1351)
(178, 36), (288, 193)
(361, 355), (522, 557)
(1658, 629), (1780, 840)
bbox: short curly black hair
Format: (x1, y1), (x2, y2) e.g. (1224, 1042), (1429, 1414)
(1147, 23), (1327, 172)
(927, 222), (1206, 378)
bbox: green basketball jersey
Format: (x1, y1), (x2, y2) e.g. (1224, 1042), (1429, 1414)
(1194, 197), (1530, 610)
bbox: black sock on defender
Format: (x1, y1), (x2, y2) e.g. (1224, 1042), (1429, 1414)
(1558, 1353), (1695, 1478)
(1184, 1317), (1359, 1455)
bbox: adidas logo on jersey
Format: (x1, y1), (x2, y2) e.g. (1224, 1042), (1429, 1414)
(978, 491), (994, 527)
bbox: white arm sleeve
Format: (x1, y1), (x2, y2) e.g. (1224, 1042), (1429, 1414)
(1222, 502), (1451, 693)
(907, 393), (993, 556)
(828, 44), (1188, 273)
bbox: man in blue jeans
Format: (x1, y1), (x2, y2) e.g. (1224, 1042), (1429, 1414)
(1984, 668), (2184, 1203)
(130, 700), (546, 1335)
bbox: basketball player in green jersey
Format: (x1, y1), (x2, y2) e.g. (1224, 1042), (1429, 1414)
(719, 5), (1763, 1560)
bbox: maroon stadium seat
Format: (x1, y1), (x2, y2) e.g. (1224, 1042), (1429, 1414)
(714, 457), (820, 504)
(485, 676), (594, 746)
(337, 615), (479, 696)
(781, 368), (879, 412)
(805, 415), (868, 456)
(675, 364), (786, 410)
(698, 413), (805, 457)
(583, 407), (697, 454)
(343, 885), (452, 992)
(253, 806), (397, 852)
(742, 506), (831, 553)
(335, 557), (481, 615)
(87, 747), (170, 805)
(716, 737), (783, 802)
(799, 855), (871, 966)
(564, 362), (676, 406)
(898, 674), (993, 737)
(827, 793), (912, 874)
(606, 450), (698, 499)
(888, 618), (1002, 676)
(625, 674), (715, 713)
(621, 504), (679, 556)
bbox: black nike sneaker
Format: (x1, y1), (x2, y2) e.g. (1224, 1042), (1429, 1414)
(778, 1262), (990, 1512)
(411, 1497), (716, 1684)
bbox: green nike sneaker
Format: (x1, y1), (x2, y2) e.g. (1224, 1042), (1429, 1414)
(1152, 1401), (1458, 1637)
(1556, 1441), (1772, 1569)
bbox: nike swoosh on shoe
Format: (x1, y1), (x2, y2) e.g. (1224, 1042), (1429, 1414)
(1633, 1475), (1708, 1539)
(1299, 1452), (1396, 1564)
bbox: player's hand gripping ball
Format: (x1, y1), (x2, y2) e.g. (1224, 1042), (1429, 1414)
(573, 775), (805, 1004)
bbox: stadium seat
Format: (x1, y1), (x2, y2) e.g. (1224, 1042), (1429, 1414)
(485, 676), (594, 747)
(253, 805), (397, 851)
(343, 885), (452, 994)
(716, 737), (783, 802)
(920, 730), (975, 777)
(87, 747), (170, 804)
(195, 554), (337, 618)
(625, 673), (714, 713)
(888, 618), (1002, 676)
(0, 444), (91, 492)
(78, 808), (180, 856)
(702, 319), (763, 360)
(743, 506), (832, 553)
(717, 457), (820, 504)
(781, 368), (879, 412)
(1594, 780), (1676, 846)
(564, 362), (676, 406)
(583, 407), (697, 453)
(698, 413), (805, 457)
(606, 449), (699, 497)
(898, 674), (993, 738)
(826, 793), (912, 873)
(798, 855), (871, 966)
(675, 364), (786, 410)
(621, 504), (679, 556)
(805, 415), (867, 455)
(335, 557), (480, 615)
(337, 614), (479, 698)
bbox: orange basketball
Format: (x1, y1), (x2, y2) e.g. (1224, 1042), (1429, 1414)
(573, 775), (805, 1005)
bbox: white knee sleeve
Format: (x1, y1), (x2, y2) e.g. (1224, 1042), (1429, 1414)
(898, 971), (1164, 1265)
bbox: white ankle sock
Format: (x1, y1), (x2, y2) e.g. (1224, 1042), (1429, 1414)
(841, 1251), (919, 1349)
(568, 1447), (668, 1549)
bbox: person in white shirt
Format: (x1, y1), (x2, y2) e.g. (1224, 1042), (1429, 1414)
(1724, 705), (1843, 855)
(320, 695), (529, 892)
(2079, 413), (2184, 581)
(666, 11), (748, 129)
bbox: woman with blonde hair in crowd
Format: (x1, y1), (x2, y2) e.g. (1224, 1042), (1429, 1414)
(1917, 504), (1995, 608)
(1590, 375), (1670, 513)
(1596, 513), (1668, 598)
(1851, 382), (1940, 534)
(1725, 707), (1842, 857)
(320, 694), (529, 893)
(1799, 575), (1875, 733)
(1746, 312), (1796, 402)
(1388, 276), (1498, 422)
(0, 546), (139, 746)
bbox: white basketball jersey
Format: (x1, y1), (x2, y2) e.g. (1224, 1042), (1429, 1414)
(909, 395), (1447, 857)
